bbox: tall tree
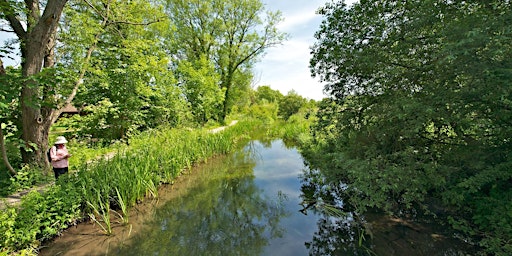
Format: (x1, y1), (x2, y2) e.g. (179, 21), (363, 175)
(278, 90), (306, 120)
(0, 0), (167, 169)
(0, 0), (69, 168)
(255, 85), (283, 104)
(176, 56), (224, 124)
(165, 0), (286, 121)
(61, 0), (174, 140)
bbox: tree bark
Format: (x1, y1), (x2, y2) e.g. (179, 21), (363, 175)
(4, 0), (69, 168)
(0, 59), (17, 176)
(0, 125), (16, 176)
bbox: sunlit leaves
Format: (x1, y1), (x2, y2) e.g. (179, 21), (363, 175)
(165, 0), (286, 120)
(176, 56), (224, 124)
(57, 0), (181, 140)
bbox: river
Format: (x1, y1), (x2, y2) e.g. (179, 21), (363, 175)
(40, 139), (477, 255)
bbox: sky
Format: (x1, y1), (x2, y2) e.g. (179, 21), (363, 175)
(255, 0), (358, 100)
(0, 0), (358, 101)
(254, 0), (332, 100)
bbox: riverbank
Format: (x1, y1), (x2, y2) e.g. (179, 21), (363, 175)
(40, 139), (480, 256)
(0, 120), (248, 255)
(0, 121), (239, 210)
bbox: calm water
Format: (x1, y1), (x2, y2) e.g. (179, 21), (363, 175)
(110, 140), (320, 256)
(41, 139), (477, 256)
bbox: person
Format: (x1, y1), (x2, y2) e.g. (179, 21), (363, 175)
(49, 136), (71, 180)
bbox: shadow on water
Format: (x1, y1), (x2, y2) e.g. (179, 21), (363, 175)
(40, 139), (479, 256)
(299, 168), (480, 256)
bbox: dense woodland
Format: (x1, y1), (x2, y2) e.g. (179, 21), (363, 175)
(305, 0), (511, 255)
(0, 0), (511, 255)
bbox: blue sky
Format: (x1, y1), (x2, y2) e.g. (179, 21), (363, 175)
(0, 0), (358, 101)
(256, 0), (357, 100)
(256, 0), (331, 100)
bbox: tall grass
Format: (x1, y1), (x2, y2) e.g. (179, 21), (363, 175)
(0, 119), (264, 254)
(85, 190), (112, 235)
(76, 119), (260, 233)
(266, 112), (313, 145)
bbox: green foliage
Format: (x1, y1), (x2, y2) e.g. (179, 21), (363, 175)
(176, 56), (225, 124)
(278, 90), (307, 120)
(165, 0), (287, 120)
(0, 180), (82, 253)
(6, 166), (45, 195)
(0, 67), (20, 118)
(255, 85), (283, 104)
(0, 67), (22, 177)
(267, 103), (317, 146)
(307, 0), (512, 254)
(59, 0), (182, 141)
(226, 69), (254, 115)
(243, 102), (279, 122)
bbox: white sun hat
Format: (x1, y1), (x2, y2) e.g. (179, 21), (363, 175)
(54, 136), (68, 144)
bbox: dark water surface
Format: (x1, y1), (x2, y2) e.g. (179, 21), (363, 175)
(41, 140), (477, 256)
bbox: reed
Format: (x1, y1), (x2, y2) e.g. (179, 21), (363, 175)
(75, 119), (261, 235)
(85, 190), (112, 235)
(114, 188), (129, 224)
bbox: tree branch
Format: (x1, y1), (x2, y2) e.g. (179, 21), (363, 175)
(24, 0), (41, 26)
(107, 18), (165, 27)
(53, 0), (111, 122)
(0, 0), (27, 39)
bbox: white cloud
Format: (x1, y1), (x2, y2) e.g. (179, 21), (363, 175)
(255, 0), (330, 100)
(256, 0), (360, 100)
(277, 9), (318, 31)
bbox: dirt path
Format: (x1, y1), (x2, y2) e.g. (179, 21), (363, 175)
(0, 121), (238, 209)
(209, 120), (238, 133)
(0, 183), (53, 209)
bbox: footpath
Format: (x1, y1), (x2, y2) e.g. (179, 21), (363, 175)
(1, 183), (53, 209)
(0, 121), (238, 209)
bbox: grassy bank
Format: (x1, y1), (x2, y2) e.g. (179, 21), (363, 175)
(0, 119), (259, 255)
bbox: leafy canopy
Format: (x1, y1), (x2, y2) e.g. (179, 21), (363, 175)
(308, 0), (512, 254)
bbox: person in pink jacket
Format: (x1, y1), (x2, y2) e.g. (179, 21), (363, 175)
(49, 136), (72, 180)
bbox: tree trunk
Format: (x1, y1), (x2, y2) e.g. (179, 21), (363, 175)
(0, 126), (16, 176)
(16, 0), (68, 168)
(0, 59), (16, 176)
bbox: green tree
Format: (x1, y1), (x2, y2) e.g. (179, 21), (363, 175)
(176, 56), (225, 125)
(58, 0), (173, 141)
(165, 0), (287, 122)
(1, 0), (69, 168)
(308, 0), (512, 254)
(255, 85), (282, 104)
(278, 90), (306, 120)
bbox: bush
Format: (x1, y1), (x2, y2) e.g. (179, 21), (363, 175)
(0, 179), (82, 253)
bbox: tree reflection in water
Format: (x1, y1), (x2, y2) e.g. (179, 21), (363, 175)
(111, 144), (287, 256)
(299, 168), (372, 255)
(300, 168), (479, 256)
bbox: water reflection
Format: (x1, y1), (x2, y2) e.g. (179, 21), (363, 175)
(299, 168), (479, 256)
(111, 145), (288, 256)
(41, 139), (323, 256)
